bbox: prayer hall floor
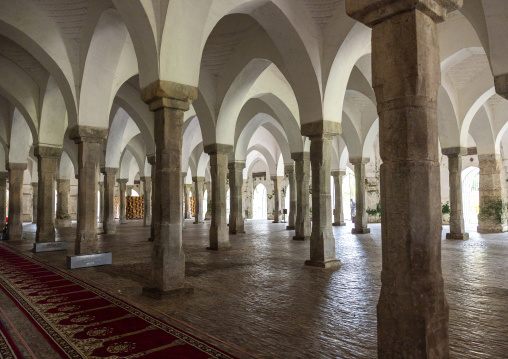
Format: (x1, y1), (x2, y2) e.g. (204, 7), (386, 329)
(2, 219), (507, 358)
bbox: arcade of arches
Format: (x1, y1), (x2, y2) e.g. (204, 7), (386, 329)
(0, 1), (507, 358)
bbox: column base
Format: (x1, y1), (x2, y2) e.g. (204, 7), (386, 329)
(304, 259), (341, 269)
(56, 219), (72, 227)
(446, 232), (469, 240)
(67, 252), (112, 269)
(142, 286), (194, 300)
(333, 222), (346, 226)
(477, 225), (508, 234)
(293, 236), (309, 241)
(120, 220), (127, 224)
(206, 245), (232, 251)
(193, 221), (204, 224)
(352, 227), (370, 234)
(286, 225), (295, 230)
(229, 230), (245, 235)
(272, 221), (280, 223)
(33, 241), (68, 253)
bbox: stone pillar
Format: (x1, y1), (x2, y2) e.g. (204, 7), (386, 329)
(69, 126), (106, 255)
(205, 144), (232, 250)
(346, 1), (460, 356)
(205, 181), (212, 220)
(304, 131), (340, 268)
(443, 148), (469, 239)
(478, 154), (508, 233)
(181, 173), (186, 229)
(140, 81), (197, 297)
(351, 159), (370, 234)
(292, 152), (311, 241)
(184, 184), (191, 219)
(101, 168), (117, 234)
(141, 176), (152, 227)
(117, 179), (128, 224)
(332, 170), (346, 226)
(31, 183), (38, 224)
(192, 176), (205, 224)
(0, 172), (7, 229)
(147, 155), (155, 241)
(271, 175), (281, 223)
(285, 164), (297, 230)
(56, 179), (72, 227)
(228, 162), (245, 234)
(7, 163), (27, 240)
(98, 181), (104, 223)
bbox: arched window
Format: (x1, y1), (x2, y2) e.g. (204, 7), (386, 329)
(253, 183), (267, 219)
(462, 166), (480, 225)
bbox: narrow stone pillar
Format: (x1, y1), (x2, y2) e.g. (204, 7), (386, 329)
(205, 144), (232, 250)
(184, 184), (191, 219)
(147, 154), (155, 241)
(351, 159), (370, 234)
(0, 172), (7, 229)
(346, 1), (460, 356)
(140, 81), (197, 297)
(228, 162), (245, 234)
(271, 175), (281, 223)
(205, 181), (212, 220)
(31, 183), (38, 224)
(332, 170), (346, 226)
(56, 179), (72, 227)
(192, 176), (205, 224)
(443, 148), (469, 239)
(69, 126), (107, 255)
(478, 154), (508, 233)
(285, 164), (297, 230)
(292, 152), (311, 240)
(304, 130), (340, 268)
(117, 179), (128, 224)
(98, 181), (104, 223)
(181, 173), (186, 229)
(7, 163), (27, 240)
(101, 168), (117, 234)
(34, 146), (62, 243)
(141, 176), (152, 227)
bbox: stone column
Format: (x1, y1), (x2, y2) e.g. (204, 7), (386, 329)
(192, 176), (205, 224)
(205, 181), (212, 220)
(7, 163), (27, 240)
(205, 144), (232, 250)
(141, 176), (152, 227)
(101, 168), (117, 234)
(332, 170), (346, 226)
(346, 1), (460, 356)
(351, 159), (370, 234)
(147, 155), (155, 241)
(184, 184), (191, 219)
(228, 162), (245, 234)
(271, 175), (281, 223)
(285, 164), (297, 230)
(0, 172), (7, 229)
(292, 152), (311, 241)
(478, 154), (508, 233)
(117, 179), (128, 224)
(69, 126), (106, 255)
(181, 173), (186, 229)
(56, 179), (71, 227)
(443, 148), (469, 239)
(31, 182), (38, 224)
(98, 181), (104, 223)
(140, 81), (197, 297)
(304, 130), (340, 268)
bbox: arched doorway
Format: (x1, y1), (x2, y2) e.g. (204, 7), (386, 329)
(462, 166), (480, 225)
(253, 183), (267, 219)
(342, 168), (356, 221)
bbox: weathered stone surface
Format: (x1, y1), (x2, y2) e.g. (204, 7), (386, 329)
(35, 146), (62, 243)
(332, 171), (346, 226)
(285, 164), (296, 230)
(0, 172), (7, 229)
(351, 159), (370, 234)
(147, 155), (156, 241)
(101, 168), (117, 234)
(305, 135), (340, 269)
(140, 176), (152, 227)
(31, 183), (37, 224)
(205, 145), (233, 250)
(184, 184), (192, 219)
(117, 179), (128, 224)
(204, 181), (212, 220)
(228, 163), (245, 234)
(271, 175), (282, 223)
(346, 1), (457, 356)
(7, 163), (27, 240)
(98, 181), (104, 223)
(193, 176), (205, 224)
(477, 154), (508, 233)
(292, 152), (311, 241)
(56, 179), (72, 228)
(444, 149), (469, 240)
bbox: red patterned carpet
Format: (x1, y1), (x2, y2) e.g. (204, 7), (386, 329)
(0, 245), (238, 358)
(0, 318), (23, 359)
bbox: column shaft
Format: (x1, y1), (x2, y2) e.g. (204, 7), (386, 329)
(102, 168), (117, 233)
(292, 152), (311, 240)
(352, 160), (370, 234)
(286, 165), (297, 230)
(31, 183), (38, 223)
(445, 151), (468, 239)
(56, 179), (71, 227)
(228, 162), (245, 234)
(332, 171), (346, 226)
(478, 154), (508, 233)
(7, 163), (27, 240)
(148, 155), (156, 241)
(205, 182), (212, 220)
(271, 176), (281, 223)
(305, 135), (340, 268)
(118, 179), (127, 224)
(193, 177), (205, 224)
(0, 173), (7, 229)
(141, 177), (152, 227)
(184, 184), (191, 219)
